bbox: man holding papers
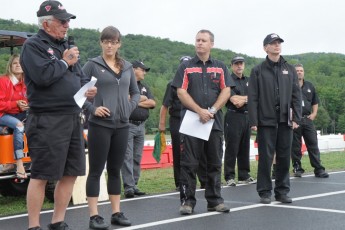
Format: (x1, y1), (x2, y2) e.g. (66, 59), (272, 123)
(172, 29), (235, 215)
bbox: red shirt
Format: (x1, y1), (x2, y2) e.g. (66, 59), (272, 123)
(0, 75), (27, 117)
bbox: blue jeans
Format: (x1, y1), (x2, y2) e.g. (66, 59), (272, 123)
(0, 112), (26, 159)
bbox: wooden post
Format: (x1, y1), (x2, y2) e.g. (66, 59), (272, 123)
(72, 154), (108, 205)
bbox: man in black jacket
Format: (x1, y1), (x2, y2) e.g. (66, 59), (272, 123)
(21, 1), (96, 229)
(248, 33), (302, 204)
(291, 64), (329, 178)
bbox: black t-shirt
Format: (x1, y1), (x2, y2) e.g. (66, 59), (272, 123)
(129, 81), (154, 121)
(301, 80), (319, 115)
(226, 73), (249, 112)
(162, 80), (181, 118)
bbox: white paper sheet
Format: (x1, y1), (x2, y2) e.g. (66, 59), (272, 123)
(179, 110), (215, 141)
(74, 76), (97, 108)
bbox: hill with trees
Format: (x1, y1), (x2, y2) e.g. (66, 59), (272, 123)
(1, 18), (345, 134)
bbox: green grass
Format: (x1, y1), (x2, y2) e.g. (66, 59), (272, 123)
(0, 151), (344, 217)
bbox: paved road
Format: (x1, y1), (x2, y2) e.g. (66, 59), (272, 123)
(1, 171), (345, 230)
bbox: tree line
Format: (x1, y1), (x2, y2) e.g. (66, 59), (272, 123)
(1, 19), (345, 134)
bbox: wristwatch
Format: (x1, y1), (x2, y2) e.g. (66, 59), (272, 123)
(208, 106), (217, 114)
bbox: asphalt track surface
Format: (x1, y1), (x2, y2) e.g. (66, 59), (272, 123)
(1, 171), (345, 230)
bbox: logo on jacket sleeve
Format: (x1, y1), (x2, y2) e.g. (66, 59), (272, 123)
(47, 48), (54, 55)
(47, 48), (56, 60)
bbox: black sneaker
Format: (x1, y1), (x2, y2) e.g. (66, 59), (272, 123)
(259, 195), (271, 204)
(47, 221), (71, 230)
(207, 203), (230, 213)
(315, 171), (329, 178)
(134, 188), (146, 196)
(179, 205), (193, 215)
(293, 162), (305, 177)
(89, 215), (109, 229)
(124, 190), (135, 198)
(111, 212), (131, 226)
(275, 194), (292, 203)
(28, 227), (43, 230)
(294, 170), (303, 177)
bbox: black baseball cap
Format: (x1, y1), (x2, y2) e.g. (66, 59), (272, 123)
(231, 56), (245, 65)
(263, 33), (284, 46)
(132, 60), (150, 72)
(37, 1), (76, 20)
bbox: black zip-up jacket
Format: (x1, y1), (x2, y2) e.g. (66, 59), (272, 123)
(248, 56), (302, 127)
(21, 29), (87, 114)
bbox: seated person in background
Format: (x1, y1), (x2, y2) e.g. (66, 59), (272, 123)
(0, 54), (29, 178)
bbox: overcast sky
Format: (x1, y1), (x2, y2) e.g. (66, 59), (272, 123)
(2, 0), (344, 58)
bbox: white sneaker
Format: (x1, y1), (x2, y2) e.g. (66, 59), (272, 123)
(226, 179), (236, 186)
(238, 177), (257, 184)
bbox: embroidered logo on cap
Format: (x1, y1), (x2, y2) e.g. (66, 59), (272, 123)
(271, 34), (279, 38)
(45, 5), (52, 12)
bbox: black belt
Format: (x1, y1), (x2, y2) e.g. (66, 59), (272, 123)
(129, 120), (145, 125)
(228, 109), (248, 114)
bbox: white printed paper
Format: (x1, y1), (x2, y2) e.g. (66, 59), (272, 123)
(179, 110), (214, 141)
(74, 76), (97, 108)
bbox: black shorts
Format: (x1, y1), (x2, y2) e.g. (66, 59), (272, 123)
(26, 113), (86, 180)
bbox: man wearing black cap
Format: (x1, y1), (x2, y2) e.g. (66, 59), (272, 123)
(224, 56), (256, 187)
(121, 60), (155, 198)
(248, 33), (302, 204)
(20, 1), (96, 230)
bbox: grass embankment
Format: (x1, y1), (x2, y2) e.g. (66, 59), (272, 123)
(0, 151), (344, 217)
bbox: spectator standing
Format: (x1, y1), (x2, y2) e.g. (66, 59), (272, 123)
(20, 1), (96, 229)
(159, 56), (191, 191)
(0, 54), (28, 178)
(248, 33), (302, 204)
(121, 60), (156, 198)
(224, 56), (256, 186)
(172, 29), (234, 215)
(83, 26), (140, 228)
(291, 64), (329, 178)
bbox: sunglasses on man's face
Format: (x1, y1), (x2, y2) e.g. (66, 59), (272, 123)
(48, 18), (70, 26)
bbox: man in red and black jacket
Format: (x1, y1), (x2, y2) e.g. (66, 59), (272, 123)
(172, 29), (235, 215)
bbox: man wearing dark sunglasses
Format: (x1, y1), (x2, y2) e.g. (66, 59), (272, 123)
(20, 1), (97, 230)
